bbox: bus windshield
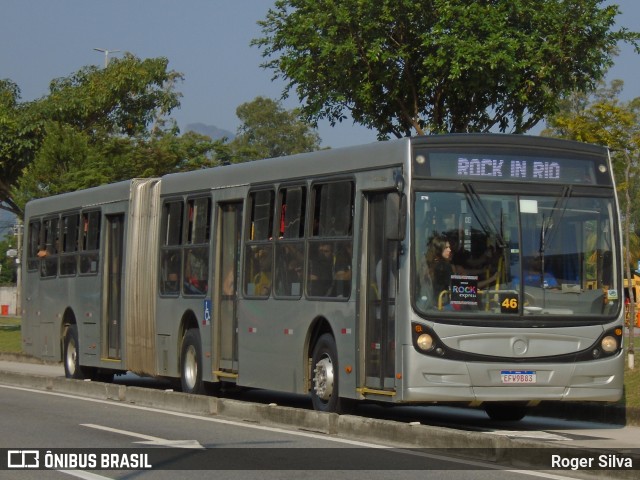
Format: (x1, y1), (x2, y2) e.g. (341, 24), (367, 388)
(414, 189), (620, 321)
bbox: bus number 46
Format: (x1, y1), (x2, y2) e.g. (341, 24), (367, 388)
(501, 295), (518, 313)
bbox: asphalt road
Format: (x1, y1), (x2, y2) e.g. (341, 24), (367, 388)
(1, 359), (639, 479)
(0, 383), (568, 480)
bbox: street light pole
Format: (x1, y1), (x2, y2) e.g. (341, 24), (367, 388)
(93, 48), (121, 68)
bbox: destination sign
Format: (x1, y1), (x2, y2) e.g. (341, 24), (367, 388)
(416, 151), (609, 185)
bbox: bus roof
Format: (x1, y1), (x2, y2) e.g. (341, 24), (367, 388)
(23, 134), (609, 212)
(160, 138), (410, 196)
(24, 179), (138, 217)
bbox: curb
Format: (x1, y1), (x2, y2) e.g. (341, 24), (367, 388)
(1, 369), (639, 477)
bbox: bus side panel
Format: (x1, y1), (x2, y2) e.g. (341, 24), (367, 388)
(236, 299), (305, 391)
(235, 299), (357, 395)
(21, 269), (42, 358)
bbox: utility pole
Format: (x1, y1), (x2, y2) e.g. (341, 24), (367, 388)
(14, 221), (22, 317)
(93, 48), (121, 68)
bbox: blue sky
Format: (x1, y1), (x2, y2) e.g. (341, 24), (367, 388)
(2, 0), (639, 151)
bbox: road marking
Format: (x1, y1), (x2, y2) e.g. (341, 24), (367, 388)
(484, 430), (570, 441)
(57, 471), (112, 480)
(82, 423), (204, 449)
(1, 384), (581, 479)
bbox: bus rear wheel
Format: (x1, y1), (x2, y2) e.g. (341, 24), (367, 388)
(180, 328), (205, 394)
(63, 325), (86, 379)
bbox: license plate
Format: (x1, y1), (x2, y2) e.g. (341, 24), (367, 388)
(500, 370), (537, 384)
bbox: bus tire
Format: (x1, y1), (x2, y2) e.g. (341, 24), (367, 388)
(180, 328), (204, 394)
(63, 325), (86, 379)
(484, 403), (528, 422)
(310, 333), (354, 414)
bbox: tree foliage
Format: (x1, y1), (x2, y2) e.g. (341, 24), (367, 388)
(543, 79), (640, 269)
(1, 54), (222, 215)
(0, 80), (42, 214)
(229, 96), (321, 161)
(0, 234), (17, 285)
(254, 0), (639, 139)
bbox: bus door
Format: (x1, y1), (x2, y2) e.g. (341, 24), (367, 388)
(104, 214), (124, 359)
(216, 202), (243, 373)
(363, 192), (398, 391)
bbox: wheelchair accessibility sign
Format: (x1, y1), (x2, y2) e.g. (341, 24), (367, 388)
(203, 300), (212, 326)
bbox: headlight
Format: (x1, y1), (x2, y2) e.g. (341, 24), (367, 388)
(417, 334), (434, 351)
(601, 335), (618, 353)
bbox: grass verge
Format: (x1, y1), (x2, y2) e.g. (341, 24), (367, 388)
(623, 336), (640, 409)
(0, 317), (21, 353)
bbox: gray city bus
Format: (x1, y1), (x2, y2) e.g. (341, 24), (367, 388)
(21, 134), (624, 420)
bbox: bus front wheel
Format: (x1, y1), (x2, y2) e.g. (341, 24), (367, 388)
(180, 328), (205, 394)
(311, 333), (354, 414)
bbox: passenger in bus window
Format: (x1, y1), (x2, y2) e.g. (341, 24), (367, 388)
(277, 243), (304, 296)
(333, 242), (352, 297)
(162, 252), (180, 294)
(455, 243), (502, 290)
(425, 235), (454, 306)
(309, 242), (334, 296)
(514, 255), (559, 289)
(251, 246), (272, 296)
(184, 249), (209, 295)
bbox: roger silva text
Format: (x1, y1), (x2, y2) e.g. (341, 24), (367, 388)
(551, 454), (633, 470)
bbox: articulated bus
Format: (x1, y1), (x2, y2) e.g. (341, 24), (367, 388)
(21, 134), (624, 421)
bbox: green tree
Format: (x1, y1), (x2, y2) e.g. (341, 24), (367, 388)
(543, 80), (640, 362)
(12, 127), (226, 214)
(0, 80), (42, 215)
(229, 96), (321, 162)
(254, 0), (639, 139)
(542, 80), (640, 234)
(43, 53), (183, 138)
(0, 234), (17, 285)
(1, 54), (191, 215)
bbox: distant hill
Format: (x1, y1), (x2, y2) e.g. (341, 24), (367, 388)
(0, 209), (16, 238)
(185, 123), (234, 141)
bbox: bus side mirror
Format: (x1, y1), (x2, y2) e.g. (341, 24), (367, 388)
(386, 192), (407, 241)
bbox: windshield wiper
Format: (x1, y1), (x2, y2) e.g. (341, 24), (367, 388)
(463, 183), (507, 249)
(538, 185), (572, 289)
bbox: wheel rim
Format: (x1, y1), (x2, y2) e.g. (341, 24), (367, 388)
(313, 355), (334, 402)
(66, 338), (77, 375)
(183, 345), (198, 391)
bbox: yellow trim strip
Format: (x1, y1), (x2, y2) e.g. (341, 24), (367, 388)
(356, 387), (396, 397)
(214, 370), (239, 379)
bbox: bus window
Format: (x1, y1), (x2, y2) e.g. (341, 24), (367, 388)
(182, 197), (211, 296)
(244, 190), (275, 297)
(184, 247), (209, 296)
(41, 217), (59, 278)
(187, 197), (211, 244)
(164, 201), (184, 246)
(160, 200), (184, 296)
(27, 219), (41, 272)
(275, 186), (306, 297)
(308, 181), (354, 298)
(60, 213), (79, 276)
(80, 211), (101, 275)
(312, 181), (354, 237)
(161, 250), (181, 295)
